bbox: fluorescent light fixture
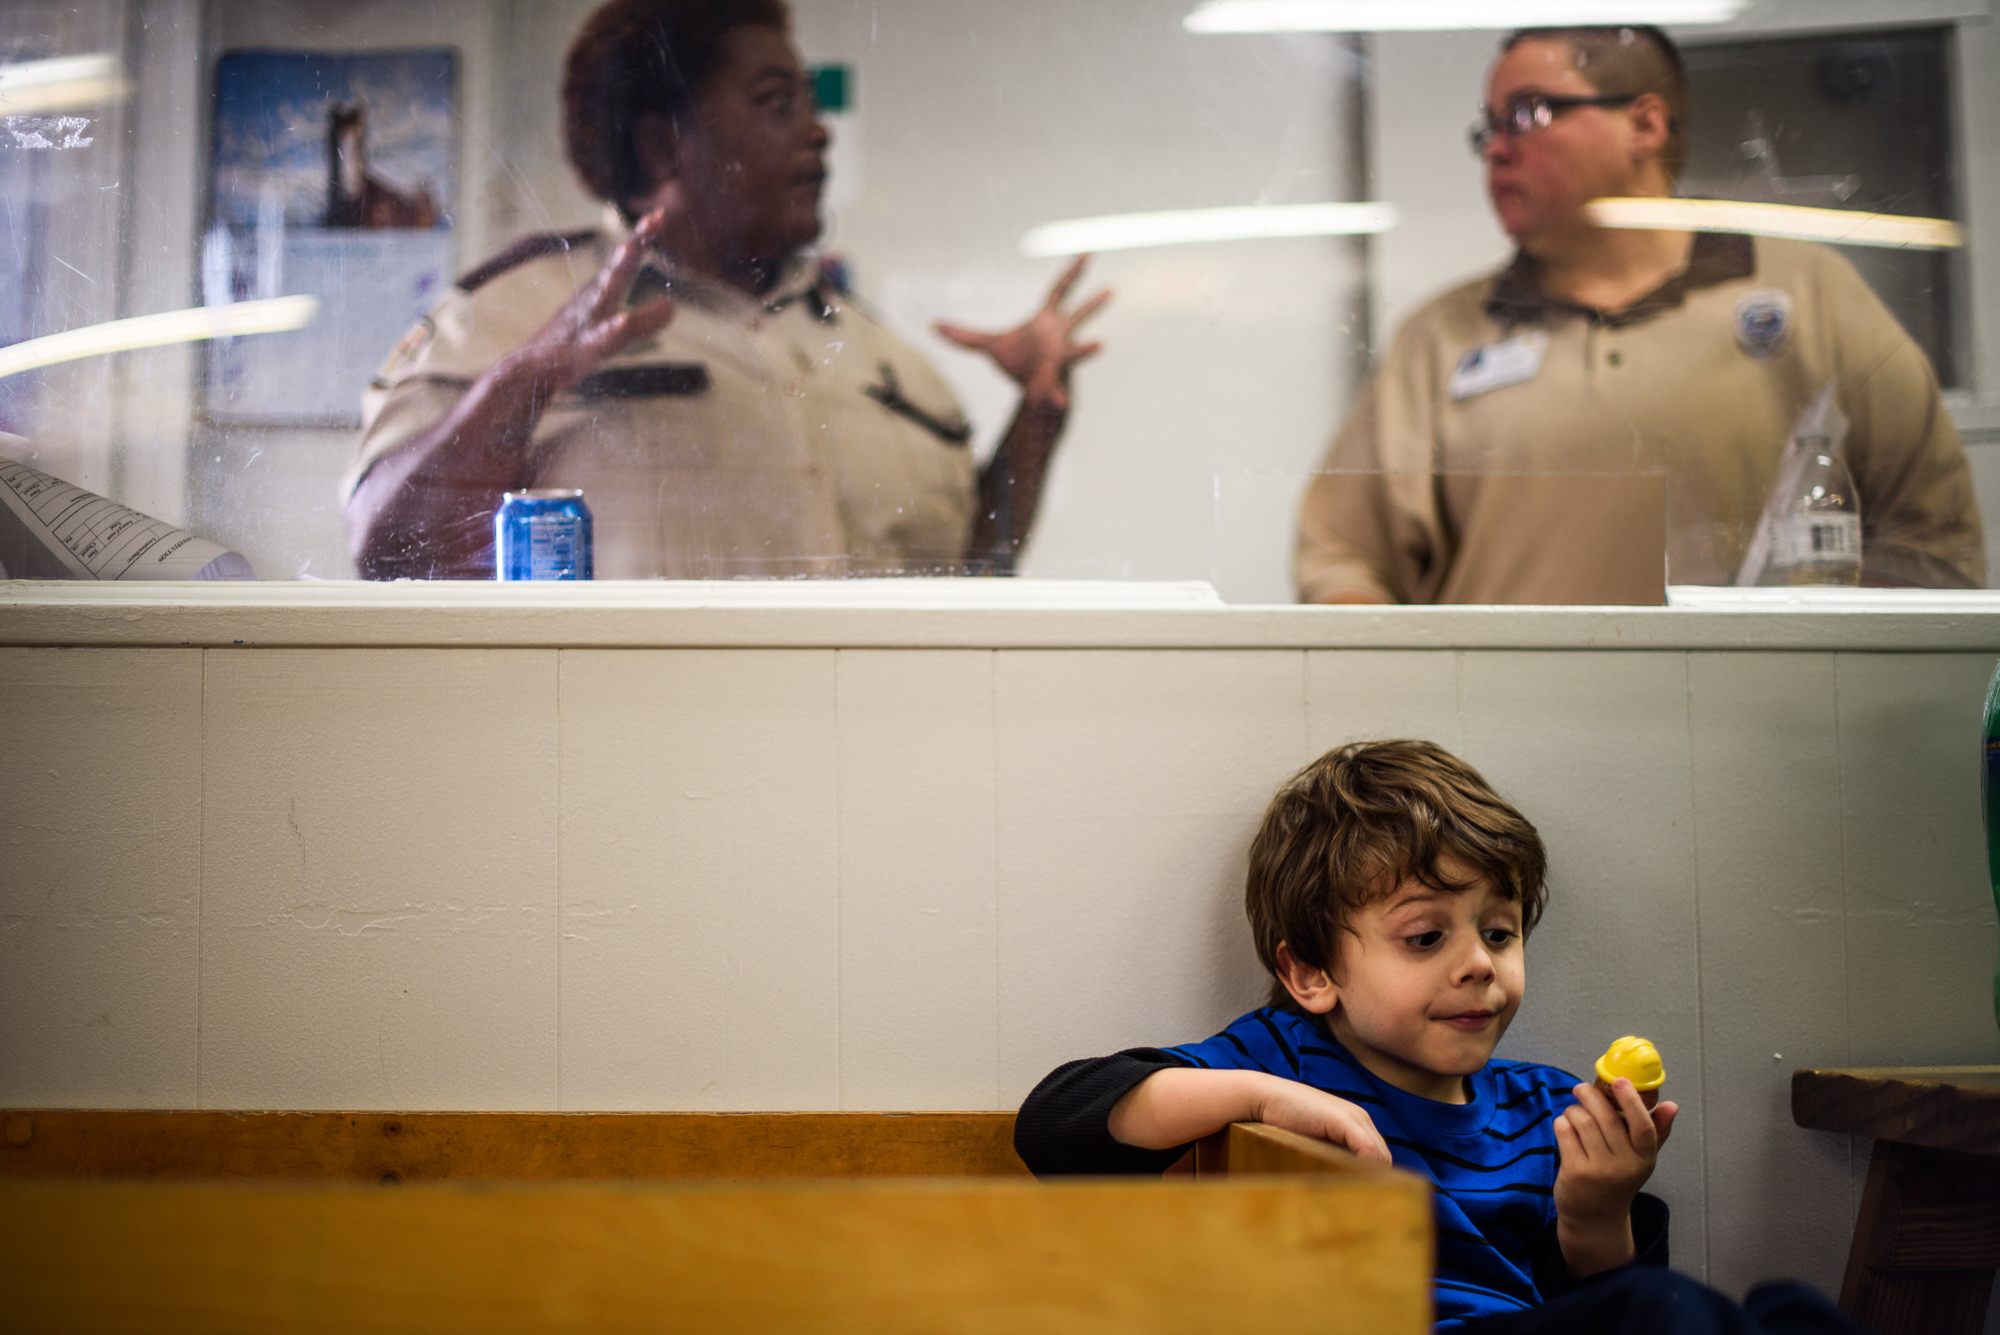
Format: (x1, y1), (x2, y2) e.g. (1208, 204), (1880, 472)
(1021, 202), (1397, 257)
(0, 52), (130, 115)
(1185, 0), (1745, 32)
(1587, 197), (1962, 250)
(0, 296), (320, 380)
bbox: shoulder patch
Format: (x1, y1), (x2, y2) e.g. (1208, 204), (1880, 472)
(377, 315), (437, 382)
(456, 229), (601, 294)
(1734, 289), (1793, 360)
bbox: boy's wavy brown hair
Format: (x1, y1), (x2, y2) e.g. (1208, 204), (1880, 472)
(1246, 740), (1547, 1007)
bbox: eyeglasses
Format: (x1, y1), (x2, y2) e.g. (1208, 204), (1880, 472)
(1468, 93), (1639, 155)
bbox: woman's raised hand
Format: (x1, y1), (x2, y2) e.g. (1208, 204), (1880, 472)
(934, 254), (1111, 413)
(516, 200), (680, 390)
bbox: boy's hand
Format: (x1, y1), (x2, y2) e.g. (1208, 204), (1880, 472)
(1252, 1077), (1393, 1164)
(1108, 1068), (1391, 1164)
(1554, 1078), (1678, 1277)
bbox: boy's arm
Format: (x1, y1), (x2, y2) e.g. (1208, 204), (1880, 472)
(1536, 1192), (1670, 1301)
(1014, 1050), (1194, 1176)
(1111, 1067), (1392, 1162)
(1014, 1052), (1392, 1176)
(1553, 1078), (1680, 1276)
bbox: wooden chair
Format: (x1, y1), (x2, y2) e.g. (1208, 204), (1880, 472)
(0, 1110), (1432, 1334)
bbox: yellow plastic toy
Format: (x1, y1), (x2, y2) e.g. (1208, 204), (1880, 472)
(1594, 1036), (1665, 1109)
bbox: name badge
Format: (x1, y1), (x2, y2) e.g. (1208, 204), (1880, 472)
(571, 364), (711, 399)
(1448, 332), (1547, 401)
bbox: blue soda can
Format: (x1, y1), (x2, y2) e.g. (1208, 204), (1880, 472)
(495, 489), (593, 581)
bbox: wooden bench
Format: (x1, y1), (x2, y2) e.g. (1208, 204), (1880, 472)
(0, 1110), (1432, 1333)
(1792, 1067), (2000, 1335)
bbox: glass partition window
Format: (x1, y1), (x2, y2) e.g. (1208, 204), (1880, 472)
(1679, 27), (1962, 387)
(0, 0), (1991, 598)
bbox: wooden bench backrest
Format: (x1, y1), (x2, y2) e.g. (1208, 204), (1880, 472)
(1197, 1120), (1362, 1176)
(0, 1109), (1027, 1180)
(2, 1110), (1356, 1183)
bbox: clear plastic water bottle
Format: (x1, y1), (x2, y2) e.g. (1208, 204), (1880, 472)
(1769, 442), (1861, 586)
(1983, 661), (2000, 1035)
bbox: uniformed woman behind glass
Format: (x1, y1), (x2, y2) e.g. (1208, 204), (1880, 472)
(343, 0), (1107, 580)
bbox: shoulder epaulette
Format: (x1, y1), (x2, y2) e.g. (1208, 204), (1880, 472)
(456, 229), (601, 294)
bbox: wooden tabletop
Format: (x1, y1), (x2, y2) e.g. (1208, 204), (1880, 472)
(1792, 1067), (2000, 1155)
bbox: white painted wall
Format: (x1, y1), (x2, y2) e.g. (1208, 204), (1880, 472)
(4, 597), (1998, 1306)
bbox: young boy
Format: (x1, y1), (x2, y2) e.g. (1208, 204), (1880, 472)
(1015, 740), (1862, 1335)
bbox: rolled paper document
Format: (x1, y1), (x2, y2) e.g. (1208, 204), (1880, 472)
(0, 444), (254, 580)
(1594, 1036), (1665, 1110)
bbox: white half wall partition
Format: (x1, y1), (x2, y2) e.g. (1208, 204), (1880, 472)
(3, 581), (1998, 1306)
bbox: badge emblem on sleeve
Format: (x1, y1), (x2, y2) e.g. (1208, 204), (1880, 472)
(1734, 291), (1793, 360)
(382, 316), (436, 377)
(368, 317), (437, 391)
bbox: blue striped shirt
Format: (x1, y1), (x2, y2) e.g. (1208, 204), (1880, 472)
(1164, 1007), (1583, 1331)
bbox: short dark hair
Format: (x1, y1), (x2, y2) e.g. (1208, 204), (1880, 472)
(1245, 740), (1547, 1007)
(1502, 25), (1688, 181)
(562, 0), (791, 212)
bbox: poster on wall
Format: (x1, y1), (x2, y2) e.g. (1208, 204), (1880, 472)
(204, 49), (456, 426)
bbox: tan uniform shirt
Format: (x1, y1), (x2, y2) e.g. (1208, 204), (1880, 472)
(1296, 234), (1984, 604)
(345, 227), (978, 579)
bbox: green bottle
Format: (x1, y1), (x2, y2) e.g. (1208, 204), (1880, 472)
(1984, 660), (2000, 1033)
